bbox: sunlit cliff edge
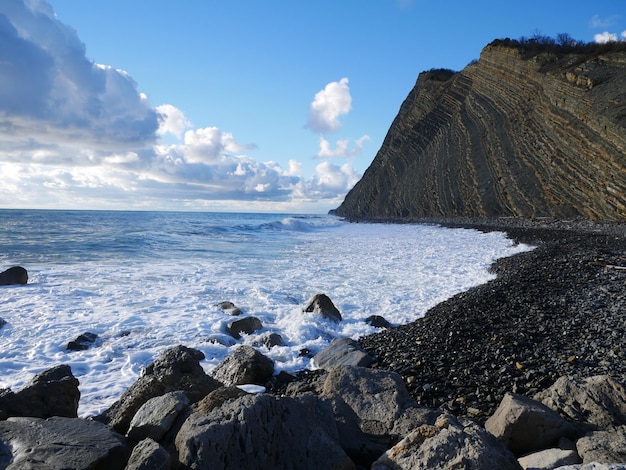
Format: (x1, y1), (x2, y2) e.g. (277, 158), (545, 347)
(335, 39), (626, 221)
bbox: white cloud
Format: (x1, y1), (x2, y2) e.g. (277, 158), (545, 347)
(316, 135), (371, 158)
(0, 1), (159, 148)
(590, 14), (618, 29)
(157, 104), (192, 138)
(594, 31), (619, 43)
(306, 78), (352, 133)
(622, 30), (626, 40)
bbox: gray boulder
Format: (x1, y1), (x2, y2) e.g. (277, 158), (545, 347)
(95, 345), (222, 434)
(210, 345), (274, 386)
(321, 365), (430, 463)
(517, 448), (581, 469)
(175, 393), (354, 470)
(0, 266), (28, 286)
(0, 416), (130, 470)
(555, 465), (626, 469)
(485, 392), (580, 455)
(303, 293), (342, 322)
(312, 337), (375, 370)
(226, 316), (263, 339)
(576, 426), (626, 464)
(127, 391), (190, 442)
(124, 438), (171, 470)
(0, 364), (80, 418)
(535, 375), (626, 429)
(372, 417), (520, 470)
(67, 331), (98, 351)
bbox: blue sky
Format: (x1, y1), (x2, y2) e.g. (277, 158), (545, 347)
(1, 0), (625, 213)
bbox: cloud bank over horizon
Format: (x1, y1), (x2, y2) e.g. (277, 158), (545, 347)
(0, 0), (366, 212)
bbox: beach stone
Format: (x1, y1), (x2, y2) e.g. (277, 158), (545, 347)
(194, 386), (249, 415)
(321, 365), (421, 463)
(67, 331), (98, 351)
(96, 345), (222, 434)
(365, 315), (391, 328)
(254, 331), (283, 348)
(0, 266), (28, 286)
(312, 337), (375, 370)
(226, 316), (263, 339)
(210, 345), (274, 386)
(576, 426), (626, 464)
(0, 416), (130, 470)
(485, 392), (579, 455)
(0, 364), (80, 418)
(535, 375), (626, 428)
(127, 390), (190, 442)
(175, 393), (353, 469)
(517, 448), (581, 469)
(303, 293), (342, 322)
(124, 438), (171, 470)
(372, 417), (520, 470)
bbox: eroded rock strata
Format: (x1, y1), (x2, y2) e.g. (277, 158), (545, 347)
(336, 41), (626, 220)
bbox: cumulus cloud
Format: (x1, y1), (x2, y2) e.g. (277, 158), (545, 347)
(0, 1), (364, 211)
(306, 78), (352, 133)
(0, 0), (159, 149)
(594, 31), (620, 43)
(316, 135), (371, 159)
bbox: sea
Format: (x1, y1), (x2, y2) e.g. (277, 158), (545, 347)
(0, 210), (532, 416)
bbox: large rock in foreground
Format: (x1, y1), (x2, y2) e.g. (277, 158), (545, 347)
(0, 417), (130, 470)
(336, 40), (626, 220)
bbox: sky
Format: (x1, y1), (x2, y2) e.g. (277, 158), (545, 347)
(1, 0), (625, 213)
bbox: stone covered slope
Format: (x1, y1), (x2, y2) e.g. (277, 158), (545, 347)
(336, 40), (626, 220)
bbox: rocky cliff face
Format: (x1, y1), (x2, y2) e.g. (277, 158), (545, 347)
(335, 41), (626, 220)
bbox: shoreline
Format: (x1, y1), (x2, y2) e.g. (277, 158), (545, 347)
(353, 216), (626, 422)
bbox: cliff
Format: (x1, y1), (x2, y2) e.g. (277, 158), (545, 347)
(335, 40), (626, 220)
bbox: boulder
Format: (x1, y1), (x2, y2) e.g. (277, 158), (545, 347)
(576, 426), (626, 464)
(226, 316), (263, 339)
(175, 393), (354, 470)
(303, 293), (342, 322)
(67, 331), (98, 351)
(372, 417), (520, 470)
(485, 392), (580, 455)
(517, 448), (581, 469)
(365, 315), (391, 328)
(95, 345), (222, 434)
(0, 416), (130, 470)
(124, 438), (171, 470)
(312, 337), (375, 370)
(0, 318), (6, 329)
(321, 365), (426, 464)
(0, 364), (80, 418)
(194, 386), (249, 415)
(535, 375), (626, 429)
(254, 332), (284, 348)
(127, 391), (190, 442)
(555, 465), (626, 470)
(0, 266), (28, 286)
(210, 345), (274, 386)
(214, 301), (243, 316)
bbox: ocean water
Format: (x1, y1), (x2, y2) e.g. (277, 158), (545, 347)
(0, 210), (531, 416)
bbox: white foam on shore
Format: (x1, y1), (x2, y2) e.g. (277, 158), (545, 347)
(0, 213), (532, 416)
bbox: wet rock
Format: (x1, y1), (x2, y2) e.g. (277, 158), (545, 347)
(365, 315), (391, 328)
(194, 386), (249, 415)
(67, 332), (98, 351)
(0, 364), (80, 418)
(576, 426), (626, 464)
(211, 345), (274, 386)
(485, 392), (580, 455)
(0, 416), (130, 470)
(226, 316), (263, 339)
(95, 345), (222, 434)
(535, 375), (626, 428)
(214, 301), (243, 316)
(175, 393), (353, 470)
(0, 318), (6, 329)
(0, 266), (28, 286)
(372, 417), (520, 470)
(312, 337), (375, 370)
(125, 438), (171, 470)
(127, 391), (190, 442)
(303, 293), (342, 322)
(254, 331), (283, 348)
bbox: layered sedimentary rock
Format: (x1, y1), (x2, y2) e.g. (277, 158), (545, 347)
(336, 41), (626, 220)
